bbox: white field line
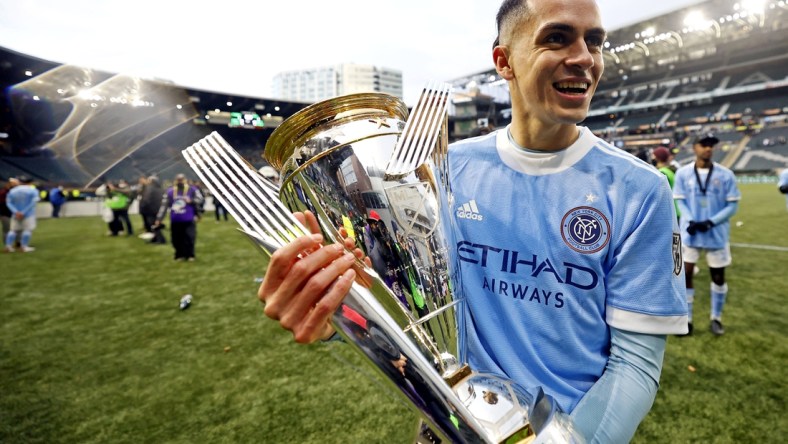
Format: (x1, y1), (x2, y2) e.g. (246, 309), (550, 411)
(731, 243), (788, 252)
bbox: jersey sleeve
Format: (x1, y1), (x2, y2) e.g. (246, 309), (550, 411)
(725, 170), (742, 202)
(605, 176), (688, 335)
(672, 168), (688, 200)
(570, 328), (665, 442)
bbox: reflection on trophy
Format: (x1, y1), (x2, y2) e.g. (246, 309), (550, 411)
(183, 85), (583, 443)
(264, 85), (586, 444)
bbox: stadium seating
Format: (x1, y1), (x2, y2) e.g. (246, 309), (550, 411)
(2, 0), (788, 185)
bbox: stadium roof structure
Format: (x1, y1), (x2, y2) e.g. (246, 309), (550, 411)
(0, 44), (324, 185)
(448, 0), (788, 100)
(600, 0), (788, 84)
(0, 45), (313, 181)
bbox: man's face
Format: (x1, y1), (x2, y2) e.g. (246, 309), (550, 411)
(498, 0), (605, 127)
(693, 142), (715, 161)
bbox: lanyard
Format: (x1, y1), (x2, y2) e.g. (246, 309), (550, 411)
(693, 163), (713, 196)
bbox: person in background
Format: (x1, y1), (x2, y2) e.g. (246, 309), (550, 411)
(778, 167), (788, 211)
(1, 178), (19, 243)
(138, 175), (166, 244)
(653, 146), (680, 222)
(669, 148), (682, 172)
(212, 190), (229, 222)
(48, 184), (67, 218)
(674, 133), (741, 336)
(105, 181), (134, 236)
(155, 174), (204, 261)
(256, 0), (687, 442)
(4, 176), (39, 253)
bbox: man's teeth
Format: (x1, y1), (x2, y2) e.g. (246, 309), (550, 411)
(555, 82), (589, 91)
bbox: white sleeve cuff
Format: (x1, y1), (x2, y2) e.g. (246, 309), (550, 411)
(606, 306), (689, 335)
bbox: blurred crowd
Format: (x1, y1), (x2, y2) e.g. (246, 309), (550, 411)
(2, 166), (282, 260)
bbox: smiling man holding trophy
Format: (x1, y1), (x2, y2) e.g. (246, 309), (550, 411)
(193, 0), (689, 442)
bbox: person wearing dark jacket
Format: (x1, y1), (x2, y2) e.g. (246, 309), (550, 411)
(139, 176), (166, 244)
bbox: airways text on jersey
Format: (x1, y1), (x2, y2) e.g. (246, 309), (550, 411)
(457, 240), (599, 309)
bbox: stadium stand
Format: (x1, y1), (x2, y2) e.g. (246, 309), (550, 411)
(446, 0), (787, 174)
(0, 46), (310, 188)
(1, 0), (787, 187)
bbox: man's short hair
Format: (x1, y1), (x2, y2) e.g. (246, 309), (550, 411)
(495, 0), (530, 47)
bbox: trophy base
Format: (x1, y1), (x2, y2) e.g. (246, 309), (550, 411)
(412, 364), (538, 443)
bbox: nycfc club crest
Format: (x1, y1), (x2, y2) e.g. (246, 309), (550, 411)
(561, 206), (611, 254)
(672, 233), (683, 276)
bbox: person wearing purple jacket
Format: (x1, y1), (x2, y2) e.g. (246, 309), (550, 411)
(154, 174), (204, 261)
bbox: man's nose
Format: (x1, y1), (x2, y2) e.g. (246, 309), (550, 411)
(566, 40), (595, 71)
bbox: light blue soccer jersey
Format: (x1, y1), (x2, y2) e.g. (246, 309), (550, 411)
(673, 162), (741, 249)
(442, 126), (687, 412)
(6, 185), (40, 218)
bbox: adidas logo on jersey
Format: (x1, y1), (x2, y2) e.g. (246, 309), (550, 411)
(457, 199), (484, 221)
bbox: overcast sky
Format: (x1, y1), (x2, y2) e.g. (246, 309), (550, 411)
(0, 0), (704, 105)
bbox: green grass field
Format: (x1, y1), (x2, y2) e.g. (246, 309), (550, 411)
(2, 183), (787, 443)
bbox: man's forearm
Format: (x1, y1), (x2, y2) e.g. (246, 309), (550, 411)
(569, 327), (666, 443)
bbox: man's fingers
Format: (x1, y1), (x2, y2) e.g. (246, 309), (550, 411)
(292, 268), (356, 343)
(304, 211), (321, 235)
(275, 250), (356, 328)
(261, 242), (347, 314)
(258, 233), (324, 303)
(343, 236), (357, 250)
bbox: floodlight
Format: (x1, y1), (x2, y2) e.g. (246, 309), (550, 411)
(741, 0), (766, 14)
(683, 11), (707, 28)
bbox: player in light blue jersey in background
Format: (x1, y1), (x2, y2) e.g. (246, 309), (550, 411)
(778, 168), (788, 210)
(258, 0), (687, 442)
(4, 175), (40, 253)
(674, 133), (741, 336)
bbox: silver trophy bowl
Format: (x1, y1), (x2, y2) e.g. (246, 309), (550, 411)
(263, 91), (583, 444)
(183, 89), (584, 443)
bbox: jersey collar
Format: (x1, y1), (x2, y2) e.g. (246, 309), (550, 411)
(496, 124), (596, 176)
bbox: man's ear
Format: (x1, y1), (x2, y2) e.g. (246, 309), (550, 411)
(493, 46), (513, 80)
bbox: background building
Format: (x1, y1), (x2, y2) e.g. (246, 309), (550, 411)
(271, 63), (403, 102)
(0, 0), (786, 188)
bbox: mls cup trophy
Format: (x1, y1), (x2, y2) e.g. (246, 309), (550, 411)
(183, 86), (583, 443)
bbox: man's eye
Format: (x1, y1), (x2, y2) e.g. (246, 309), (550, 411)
(545, 33), (566, 44)
(586, 36), (605, 48)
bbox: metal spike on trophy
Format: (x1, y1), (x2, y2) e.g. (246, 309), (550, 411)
(182, 82), (584, 443)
